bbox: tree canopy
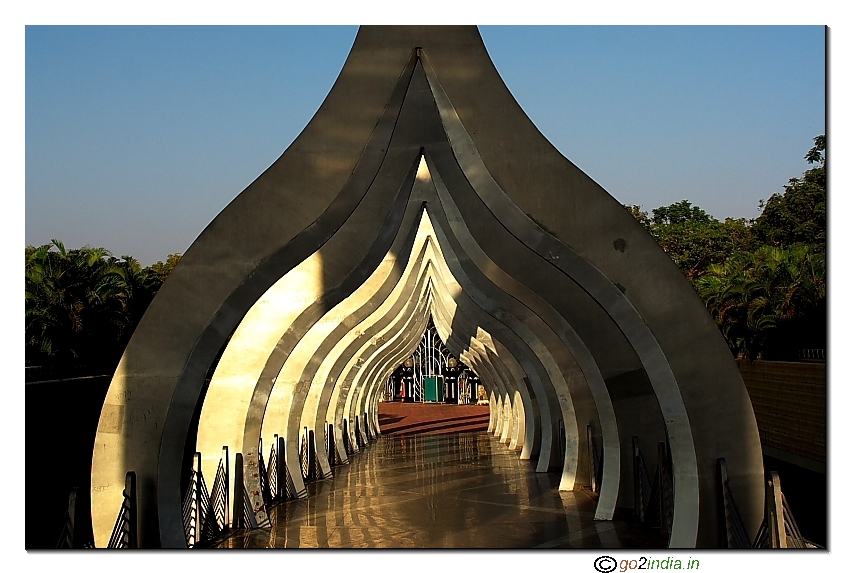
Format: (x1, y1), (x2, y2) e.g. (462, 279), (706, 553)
(627, 135), (826, 360)
(25, 241), (181, 377)
(752, 134), (826, 248)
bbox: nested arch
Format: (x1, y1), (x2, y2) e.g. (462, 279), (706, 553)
(91, 26), (763, 549)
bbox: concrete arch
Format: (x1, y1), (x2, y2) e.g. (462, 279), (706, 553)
(91, 26), (763, 549)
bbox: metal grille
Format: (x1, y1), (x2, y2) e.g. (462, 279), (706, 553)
(300, 432), (309, 480)
(407, 320), (455, 402)
(55, 488), (94, 548)
(267, 437), (279, 499)
(632, 437), (653, 523)
(181, 461), (201, 547)
(107, 472), (137, 549)
(207, 453), (229, 537)
(383, 376), (394, 401)
(631, 436), (673, 541)
(782, 493), (811, 548)
(800, 348), (825, 361)
(258, 440), (273, 507)
(717, 458), (753, 548)
(753, 472), (821, 549)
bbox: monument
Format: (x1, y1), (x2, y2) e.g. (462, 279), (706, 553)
(90, 26), (764, 548)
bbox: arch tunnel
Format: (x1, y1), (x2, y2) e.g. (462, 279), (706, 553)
(91, 26), (765, 548)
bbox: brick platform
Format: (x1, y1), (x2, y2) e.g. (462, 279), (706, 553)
(377, 402), (490, 435)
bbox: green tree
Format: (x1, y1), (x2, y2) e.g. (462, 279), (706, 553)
(25, 242), (183, 376)
(625, 135), (826, 360)
(696, 244), (825, 359)
(626, 200), (755, 281)
(148, 253), (182, 283)
(25, 240), (127, 367)
(752, 135), (825, 249)
(624, 204), (651, 231)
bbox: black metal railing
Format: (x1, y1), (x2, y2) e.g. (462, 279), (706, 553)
(355, 415), (366, 449)
(309, 430), (319, 480)
(342, 419), (352, 455)
(300, 429), (309, 481)
(232, 453), (258, 529)
(364, 415), (372, 442)
(180, 448), (229, 547)
(716, 458), (752, 548)
(107, 472), (137, 548)
(752, 471), (820, 548)
(657, 441), (674, 536)
(181, 454), (203, 547)
(799, 348), (825, 362)
(720, 461), (820, 548)
(326, 423), (336, 468)
(258, 438), (274, 508)
(208, 448), (230, 536)
(632, 436), (653, 523)
(55, 487), (94, 548)
(267, 436), (279, 499)
(632, 437), (674, 541)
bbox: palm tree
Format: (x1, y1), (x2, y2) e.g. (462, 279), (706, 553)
(696, 245), (825, 360)
(26, 241), (127, 371)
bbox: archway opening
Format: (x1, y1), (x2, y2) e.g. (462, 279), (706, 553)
(378, 318), (489, 435)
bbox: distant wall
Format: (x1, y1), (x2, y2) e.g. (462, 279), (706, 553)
(737, 359), (825, 473)
(26, 376), (111, 548)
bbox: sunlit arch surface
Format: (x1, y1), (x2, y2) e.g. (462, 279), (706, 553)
(91, 26), (764, 549)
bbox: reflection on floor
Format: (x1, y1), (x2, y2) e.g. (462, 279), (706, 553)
(214, 432), (666, 549)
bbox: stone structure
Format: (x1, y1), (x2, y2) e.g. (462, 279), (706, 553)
(91, 26), (764, 548)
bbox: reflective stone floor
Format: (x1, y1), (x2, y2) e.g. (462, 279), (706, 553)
(213, 432), (666, 549)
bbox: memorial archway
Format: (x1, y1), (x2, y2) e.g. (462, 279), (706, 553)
(91, 26), (764, 548)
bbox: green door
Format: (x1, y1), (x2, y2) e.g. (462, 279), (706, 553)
(424, 376), (445, 402)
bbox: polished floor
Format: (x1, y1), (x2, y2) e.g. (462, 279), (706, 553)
(213, 431), (666, 549)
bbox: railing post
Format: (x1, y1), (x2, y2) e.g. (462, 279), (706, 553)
(587, 425), (595, 492)
(767, 472), (787, 548)
(716, 457), (730, 548)
(233, 453), (245, 529)
(307, 430), (316, 481)
(355, 415), (362, 448)
(632, 437), (643, 522)
(125, 471), (138, 549)
(67, 488), (79, 548)
(657, 441), (673, 540)
(276, 436), (286, 500)
(56, 487), (87, 548)
(222, 446), (230, 529)
(328, 424), (335, 467)
(193, 453), (202, 546)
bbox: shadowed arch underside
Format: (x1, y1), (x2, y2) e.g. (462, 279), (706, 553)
(91, 26), (764, 549)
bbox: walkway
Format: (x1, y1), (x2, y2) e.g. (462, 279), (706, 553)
(214, 431), (666, 549)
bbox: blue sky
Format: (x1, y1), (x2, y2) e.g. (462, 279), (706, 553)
(25, 25), (825, 265)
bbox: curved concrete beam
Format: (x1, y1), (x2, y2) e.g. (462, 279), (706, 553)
(91, 26), (763, 549)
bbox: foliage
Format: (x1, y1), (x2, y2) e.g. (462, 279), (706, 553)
(627, 135), (826, 360)
(695, 245), (825, 359)
(25, 241), (181, 374)
(753, 135), (825, 248)
(627, 201), (756, 281)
